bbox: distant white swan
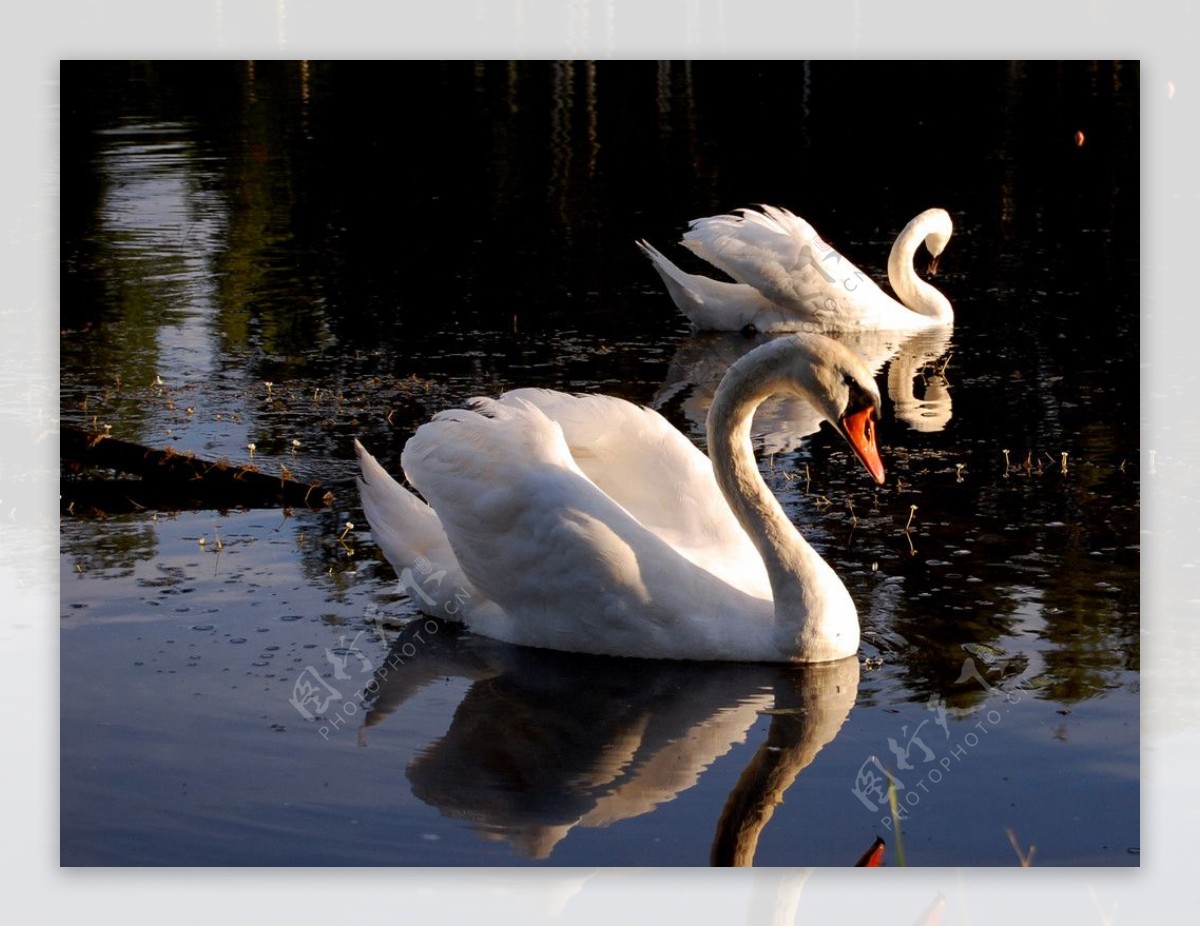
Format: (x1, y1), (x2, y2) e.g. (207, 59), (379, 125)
(355, 333), (885, 664)
(639, 205), (953, 332)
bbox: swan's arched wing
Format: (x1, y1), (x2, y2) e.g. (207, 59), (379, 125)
(683, 207), (820, 283)
(399, 398), (774, 658)
(494, 388), (768, 593)
(683, 206), (890, 319)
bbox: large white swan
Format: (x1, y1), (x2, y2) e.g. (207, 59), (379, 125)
(639, 205), (953, 332)
(355, 333), (885, 664)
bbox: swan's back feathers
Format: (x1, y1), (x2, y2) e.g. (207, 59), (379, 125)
(684, 205), (823, 284)
(683, 205), (890, 316)
(493, 388), (768, 591)
(396, 394), (777, 659)
(401, 397), (584, 541)
(406, 388), (768, 596)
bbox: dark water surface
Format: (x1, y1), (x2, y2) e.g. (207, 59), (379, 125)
(60, 61), (1139, 866)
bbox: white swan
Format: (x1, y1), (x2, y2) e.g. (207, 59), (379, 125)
(355, 333), (885, 664)
(639, 205), (953, 333)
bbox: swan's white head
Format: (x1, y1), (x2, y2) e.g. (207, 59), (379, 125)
(719, 334), (886, 485)
(917, 207), (953, 274)
(798, 337), (886, 486)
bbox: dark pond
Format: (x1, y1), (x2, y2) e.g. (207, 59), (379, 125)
(60, 60), (1139, 867)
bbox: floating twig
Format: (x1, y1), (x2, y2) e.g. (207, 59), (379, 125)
(1006, 828), (1036, 867)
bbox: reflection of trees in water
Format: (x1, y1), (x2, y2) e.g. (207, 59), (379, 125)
(60, 515), (160, 580)
(59, 506), (387, 617)
(833, 426), (1137, 708)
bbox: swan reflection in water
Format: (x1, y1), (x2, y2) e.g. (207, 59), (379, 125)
(655, 326), (954, 454)
(358, 628), (859, 864)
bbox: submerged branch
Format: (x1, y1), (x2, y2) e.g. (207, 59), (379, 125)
(61, 426), (336, 515)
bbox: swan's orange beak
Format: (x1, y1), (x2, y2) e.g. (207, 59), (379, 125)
(927, 253), (941, 276)
(840, 406), (886, 485)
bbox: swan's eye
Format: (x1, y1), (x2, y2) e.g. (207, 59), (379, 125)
(842, 374), (877, 421)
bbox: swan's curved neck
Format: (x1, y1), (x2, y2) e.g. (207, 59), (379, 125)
(886, 216), (952, 323)
(707, 345), (858, 660)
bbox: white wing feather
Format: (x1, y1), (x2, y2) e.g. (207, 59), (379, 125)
(395, 397), (776, 659)
(492, 388), (769, 593)
(684, 205), (890, 315)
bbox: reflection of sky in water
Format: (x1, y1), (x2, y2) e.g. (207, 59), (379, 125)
(98, 124), (223, 386)
(88, 124), (257, 455)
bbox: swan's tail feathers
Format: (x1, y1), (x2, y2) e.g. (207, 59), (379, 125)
(353, 439), (468, 622)
(637, 239), (766, 331)
(637, 239), (704, 318)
